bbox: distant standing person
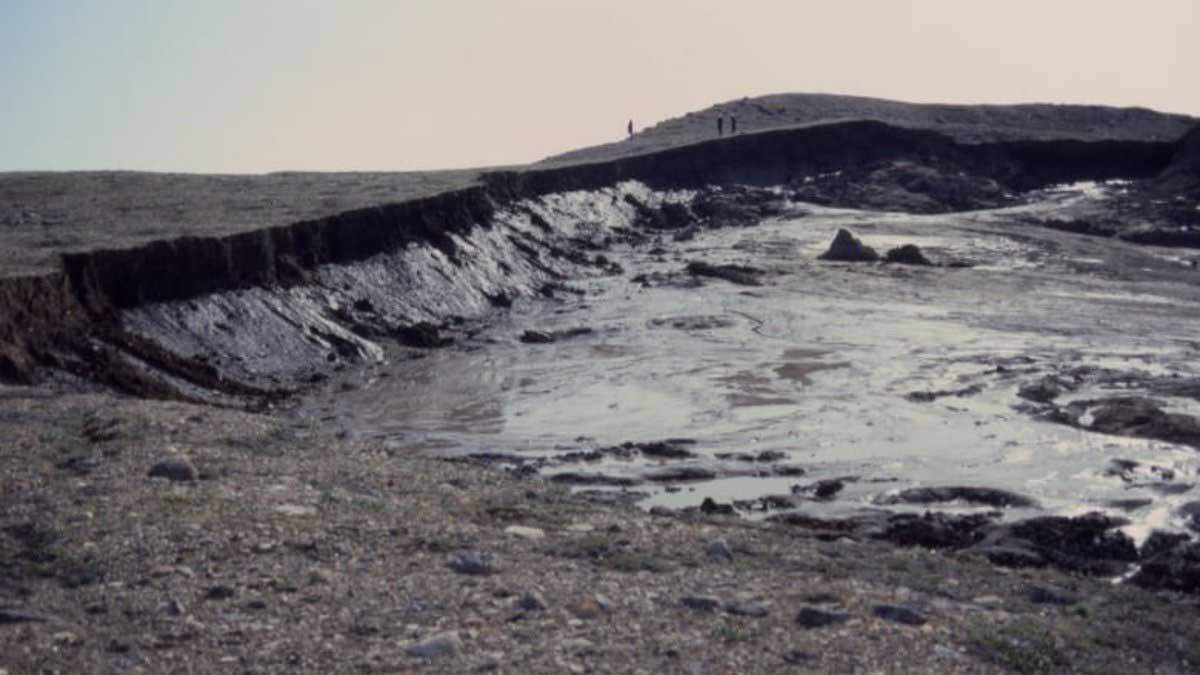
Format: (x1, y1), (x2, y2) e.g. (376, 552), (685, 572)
(627, 120), (633, 137)
(717, 114), (724, 136)
(730, 115), (737, 135)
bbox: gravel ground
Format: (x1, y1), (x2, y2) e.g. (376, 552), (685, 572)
(2, 388), (1199, 674)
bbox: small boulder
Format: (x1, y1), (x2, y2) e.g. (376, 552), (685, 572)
(448, 551), (497, 576)
(406, 631), (462, 659)
(818, 229), (879, 262)
(883, 244), (933, 266)
(873, 604), (927, 625)
(796, 606), (850, 629)
(681, 595), (722, 612)
(148, 457), (198, 482)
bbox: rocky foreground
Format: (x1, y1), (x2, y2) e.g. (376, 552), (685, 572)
(2, 390), (1200, 674)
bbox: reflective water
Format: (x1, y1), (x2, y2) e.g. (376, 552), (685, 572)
(300, 185), (1200, 539)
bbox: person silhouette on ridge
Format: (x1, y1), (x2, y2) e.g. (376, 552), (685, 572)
(717, 114), (724, 136)
(627, 120), (633, 137)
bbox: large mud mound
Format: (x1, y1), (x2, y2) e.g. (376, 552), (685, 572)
(546, 93), (1197, 165)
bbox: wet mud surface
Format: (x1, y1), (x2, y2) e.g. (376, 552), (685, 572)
(299, 183), (1200, 548)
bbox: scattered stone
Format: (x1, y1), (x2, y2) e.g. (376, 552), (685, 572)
(0, 608), (51, 624)
(1026, 585), (1079, 606)
(877, 486), (1037, 509)
(519, 330), (555, 344)
(1180, 501), (1200, 533)
(204, 585), (236, 601)
(876, 512), (996, 549)
(448, 551), (497, 576)
(1130, 541), (1200, 593)
(633, 440), (696, 459)
(1105, 498), (1153, 512)
(705, 539), (734, 561)
(274, 503), (317, 517)
(548, 472), (644, 487)
(715, 450), (787, 462)
(517, 591), (547, 612)
(106, 639), (132, 654)
(873, 604), (927, 625)
(795, 606), (851, 628)
(1141, 530), (1191, 559)
(560, 638), (596, 655)
(818, 229), (879, 262)
(504, 525), (545, 541)
(883, 244), (933, 266)
(813, 479), (845, 500)
(147, 457), (198, 482)
(681, 595), (722, 612)
(725, 601), (769, 617)
(406, 631), (462, 659)
(699, 498), (735, 515)
(1018, 376), (1071, 403)
(519, 327), (594, 345)
(684, 261), (765, 286)
(646, 466), (717, 483)
(565, 522), (595, 533)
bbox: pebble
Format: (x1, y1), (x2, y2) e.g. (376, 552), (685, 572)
(565, 522), (595, 533)
(681, 595), (722, 612)
(150, 564), (175, 578)
(274, 503), (317, 517)
(406, 631), (462, 659)
(205, 585), (236, 601)
(705, 539), (734, 561)
(518, 591), (547, 612)
(309, 568), (334, 585)
(560, 638), (596, 655)
(873, 605), (927, 626)
(972, 595), (1004, 606)
(796, 606), (851, 629)
(725, 601), (770, 617)
(504, 525), (546, 540)
(448, 551), (497, 576)
(476, 652), (504, 671)
(593, 593), (613, 611)
(0, 608), (50, 624)
(147, 458), (198, 482)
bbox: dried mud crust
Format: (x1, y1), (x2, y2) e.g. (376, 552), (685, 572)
(3, 392), (1200, 674)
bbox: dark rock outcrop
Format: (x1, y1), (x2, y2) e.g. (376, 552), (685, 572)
(876, 486), (1037, 509)
(883, 244), (933, 266)
(684, 261), (765, 286)
(818, 229), (879, 262)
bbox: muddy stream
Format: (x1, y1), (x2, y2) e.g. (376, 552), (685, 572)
(298, 185), (1200, 541)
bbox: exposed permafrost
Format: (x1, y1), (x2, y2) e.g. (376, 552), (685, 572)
(119, 182), (688, 389)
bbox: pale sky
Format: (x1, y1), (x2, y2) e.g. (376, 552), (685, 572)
(2, 0), (1197, 173)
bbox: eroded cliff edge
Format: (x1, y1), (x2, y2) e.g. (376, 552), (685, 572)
(1, 116), (1198, 397)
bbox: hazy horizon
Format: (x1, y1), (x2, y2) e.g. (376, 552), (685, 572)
(3, 0), (1198, 174)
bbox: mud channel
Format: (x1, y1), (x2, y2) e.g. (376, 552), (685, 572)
(297, 182), (1200, 544)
